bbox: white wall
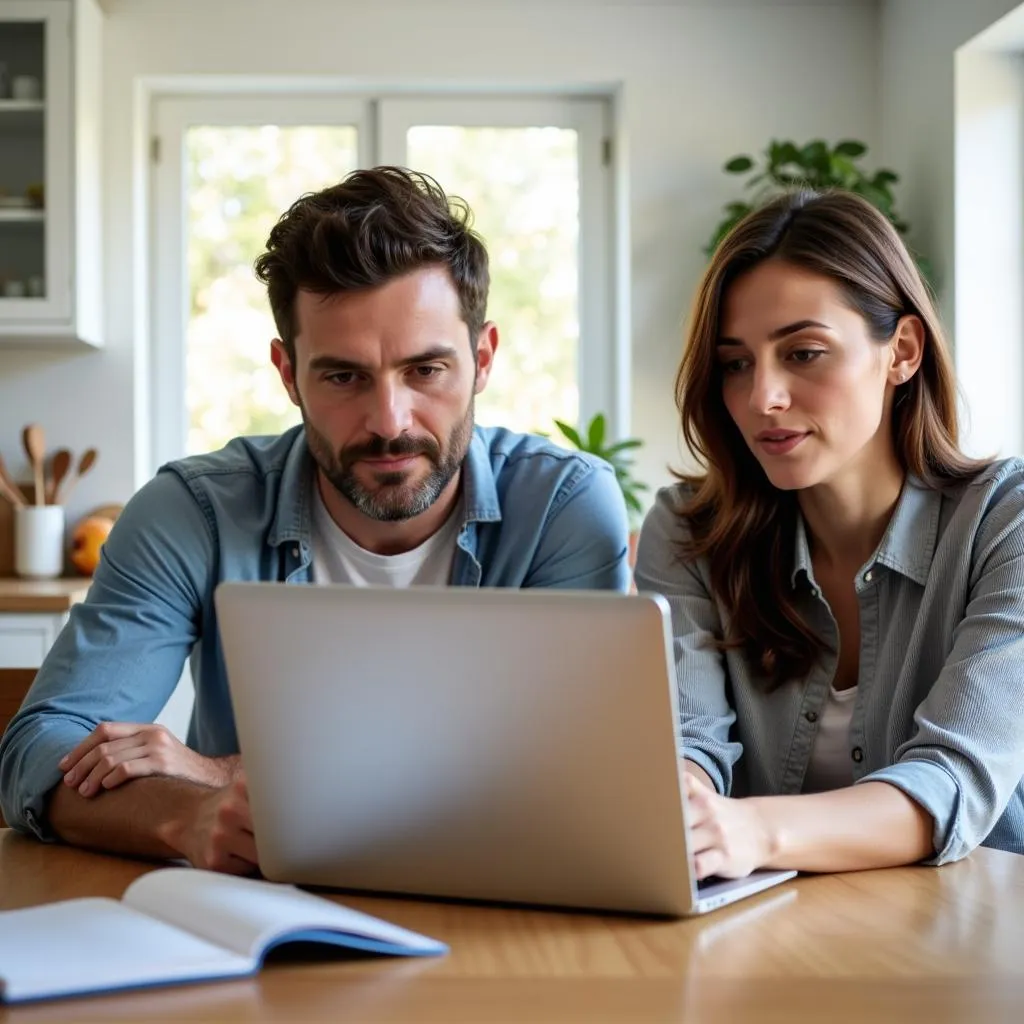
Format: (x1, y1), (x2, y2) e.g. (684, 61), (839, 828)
(878, 0), (1022, 328)
(880, 0), (1024, 458)
(954, 48), (1024, 459)
(0, 0), (881, 510)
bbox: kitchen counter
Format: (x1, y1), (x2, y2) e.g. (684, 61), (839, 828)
(0, 578), (91, 613)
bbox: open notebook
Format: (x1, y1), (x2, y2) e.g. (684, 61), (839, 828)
(0, 867), (447, 1005)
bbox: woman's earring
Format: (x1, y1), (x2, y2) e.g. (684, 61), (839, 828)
(898, 371), (907, 383)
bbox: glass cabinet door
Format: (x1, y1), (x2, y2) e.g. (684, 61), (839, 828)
(0, 1), (72, 329)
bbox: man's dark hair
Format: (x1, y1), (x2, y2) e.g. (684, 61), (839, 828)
(254, 166), (490, 363)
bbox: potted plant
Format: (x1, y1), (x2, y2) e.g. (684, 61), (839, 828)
(705, 138), (933, 286)
(550, 413), (648, 564)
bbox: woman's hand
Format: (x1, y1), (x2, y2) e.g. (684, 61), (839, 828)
(684, 772), (774, 880)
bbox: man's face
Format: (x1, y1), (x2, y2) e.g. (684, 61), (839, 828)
(272, 267), (497, 522)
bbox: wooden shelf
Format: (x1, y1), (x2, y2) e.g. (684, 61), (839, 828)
(0, 578), (90, 613)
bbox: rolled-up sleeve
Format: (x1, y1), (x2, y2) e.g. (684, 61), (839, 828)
(0, 472), (214, 839)
(858, 475), (1024, 864)
(633, 487), (742, 794)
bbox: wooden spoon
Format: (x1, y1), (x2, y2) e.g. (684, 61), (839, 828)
(60, 447), (99, 504)
(0, 453), (26, 508)
(21, 424), (46, 507)
(47, 448), (73, 505)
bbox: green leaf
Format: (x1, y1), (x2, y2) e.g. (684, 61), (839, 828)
(603, 439), (643, 456)
(587, 413), (607, 452)
(776, 142), (801, 167)
(829, 154), (858, 186)
(705, 136), (928, 280)
(553, 419), (584, 450)
(768, 141), (788, 169)
(855, 182), (892, 210)
(724, 155), (753, 173)
(800, 140), (829, 174)
(833, 140), (867, 158)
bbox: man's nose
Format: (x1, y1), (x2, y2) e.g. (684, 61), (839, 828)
(364, 380), (414, 439)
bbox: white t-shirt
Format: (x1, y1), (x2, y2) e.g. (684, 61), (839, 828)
(802, 685), (858, 793)
(310, 483), (462, 588)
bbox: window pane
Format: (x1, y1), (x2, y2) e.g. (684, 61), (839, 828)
(406, 126), (580, 435)
(185, 125), (359, 455)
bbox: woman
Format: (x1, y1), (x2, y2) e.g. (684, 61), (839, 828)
(635, 189), (1024, 879)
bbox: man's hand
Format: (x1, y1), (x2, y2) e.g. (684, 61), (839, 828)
(162, 776), (259, 875)
(684, 772), (773, 880)
(58, 723), (240, 797)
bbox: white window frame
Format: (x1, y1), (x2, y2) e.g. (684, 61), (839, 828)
(376, 96), (614, 437)
(149, 91), (618, 474)
(149, 95), (369, 470)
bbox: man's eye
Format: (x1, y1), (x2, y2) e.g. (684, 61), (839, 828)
(326, 372), (357, 386)
(415, 365), (442, 378)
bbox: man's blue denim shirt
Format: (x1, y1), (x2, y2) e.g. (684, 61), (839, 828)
(0, 425), (630, 837)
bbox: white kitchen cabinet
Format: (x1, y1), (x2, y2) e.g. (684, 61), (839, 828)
(0, 0), (102, 346)
(0, 611), (66, 668)
(0, 578), (89, 668)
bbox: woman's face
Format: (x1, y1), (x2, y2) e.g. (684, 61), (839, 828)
(717, 259), (902, 493)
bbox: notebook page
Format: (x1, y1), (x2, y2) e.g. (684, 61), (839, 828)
(125, 869), (447, 959)
(0, 898), (253, 1004)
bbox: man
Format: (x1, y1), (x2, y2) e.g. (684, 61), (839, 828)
(0, 167), (630, 873)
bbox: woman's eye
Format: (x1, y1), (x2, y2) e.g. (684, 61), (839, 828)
(791, 349), (825, 364)
(720, 359), (749, 375)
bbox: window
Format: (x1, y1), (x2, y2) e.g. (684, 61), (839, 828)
(150, 93), (614, 469)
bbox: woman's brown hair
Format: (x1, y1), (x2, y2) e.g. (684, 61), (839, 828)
(676, 189), (987, 688)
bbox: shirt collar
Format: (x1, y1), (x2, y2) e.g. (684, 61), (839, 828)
(791, 474), (942, 589)
(269, 426), (502, 548)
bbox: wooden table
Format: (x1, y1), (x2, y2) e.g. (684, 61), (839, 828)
(1, 832), (1023, 1022)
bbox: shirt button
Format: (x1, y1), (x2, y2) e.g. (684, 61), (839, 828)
(851, 746), (864, 763)
(293, 547), (300, 558)
(805, 710), (818, 723)
(863, 570), (873, 583)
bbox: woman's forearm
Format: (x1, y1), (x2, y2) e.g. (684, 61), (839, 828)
(683, 759), (715, 792)
(749, 781), (935, 873)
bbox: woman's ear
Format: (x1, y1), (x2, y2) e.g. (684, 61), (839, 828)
(888, 315), (925, 386)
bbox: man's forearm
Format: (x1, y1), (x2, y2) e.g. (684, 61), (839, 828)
(47, 776), (208, 861)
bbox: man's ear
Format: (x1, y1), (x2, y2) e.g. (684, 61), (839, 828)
(271, 339), (301, 407)
(473, 322), (499, 394)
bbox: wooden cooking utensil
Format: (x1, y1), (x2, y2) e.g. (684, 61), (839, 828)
(0, 453), (26, 509)
(60, 447), (99, 504)
(47, 448), (73, 505)
(21, 425), (46, 508)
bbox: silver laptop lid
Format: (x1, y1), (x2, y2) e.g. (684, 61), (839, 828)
(216, 583), (695, 915)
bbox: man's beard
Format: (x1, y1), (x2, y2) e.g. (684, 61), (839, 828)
(302, 399), (475, 522)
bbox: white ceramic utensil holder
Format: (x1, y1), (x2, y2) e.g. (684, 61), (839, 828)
(15, 505), (65, 579)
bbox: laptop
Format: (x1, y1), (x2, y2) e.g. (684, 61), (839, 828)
(215, 582), (796, 917)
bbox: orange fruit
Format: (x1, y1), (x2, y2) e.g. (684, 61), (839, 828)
(69, 515), (114, 576)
